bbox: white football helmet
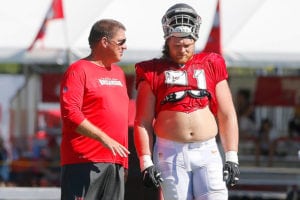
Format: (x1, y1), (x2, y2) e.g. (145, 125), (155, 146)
(162, 3), (201, 40)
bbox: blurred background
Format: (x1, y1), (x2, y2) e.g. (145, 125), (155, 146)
(0, 0), (299, 199)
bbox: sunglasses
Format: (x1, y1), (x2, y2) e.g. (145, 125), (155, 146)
(161, 89), (211, 105)
(109, 39), (126, 46)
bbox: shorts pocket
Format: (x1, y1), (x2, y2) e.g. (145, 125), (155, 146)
(206, 164), (226, 191)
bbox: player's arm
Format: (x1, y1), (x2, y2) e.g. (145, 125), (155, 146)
(215, 79), (240, 186)
(216, 80), (239, 153)
(134, 80), (155, 165)
(134, 80), (163, 187)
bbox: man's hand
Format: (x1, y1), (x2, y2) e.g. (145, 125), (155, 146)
(223, 161), (240, 187)
(142, 165), (163, 188)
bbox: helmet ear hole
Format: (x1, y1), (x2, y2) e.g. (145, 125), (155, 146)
(162, 3), (201, 40)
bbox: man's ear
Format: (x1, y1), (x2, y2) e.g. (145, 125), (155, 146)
(101, 37), (109, 48)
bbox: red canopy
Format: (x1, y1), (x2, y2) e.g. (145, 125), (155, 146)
(254, 76), (300, 106)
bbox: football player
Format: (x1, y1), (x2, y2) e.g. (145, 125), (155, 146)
(134, 3), (239, 200)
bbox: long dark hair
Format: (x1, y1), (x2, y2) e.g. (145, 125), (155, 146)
(161, 40), (169, 59)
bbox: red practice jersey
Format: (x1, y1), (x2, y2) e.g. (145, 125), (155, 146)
(60, 59), (129, 168)
(135, 52), (228, 116)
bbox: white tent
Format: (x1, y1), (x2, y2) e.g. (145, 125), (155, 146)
(0, 0), (300, 67)
(222, 0), (300, 68)
(0, 0), (217, 65)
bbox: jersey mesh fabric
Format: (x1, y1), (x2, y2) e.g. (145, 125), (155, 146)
(135, 52), (228, 116)
(60, 59), (129, 168)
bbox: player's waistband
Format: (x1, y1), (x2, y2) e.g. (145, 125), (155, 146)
(155, 136), (216, 150)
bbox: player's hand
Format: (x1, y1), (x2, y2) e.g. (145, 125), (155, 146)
(223, 161), (240, 187)
(142, 165), (163, 188)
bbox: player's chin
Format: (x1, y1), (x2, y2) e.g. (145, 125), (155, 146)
(174, 57), (189, 65)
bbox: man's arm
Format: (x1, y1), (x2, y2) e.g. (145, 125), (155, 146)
(215, 80), (240, 186)
(216, 80), (239, 153)
(76, 119), (129, 157)
(134, 81), (163, 188)
(134, 81), (155, 158)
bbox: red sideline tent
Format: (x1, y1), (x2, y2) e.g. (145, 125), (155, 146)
(254, 76), (300, 106)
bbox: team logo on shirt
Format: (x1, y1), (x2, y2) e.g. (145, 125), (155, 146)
(164, 70), (187, 85)
(164, 69), (207, 89)
(98, 78), (123, 86)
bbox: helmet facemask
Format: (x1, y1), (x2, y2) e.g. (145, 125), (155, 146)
(162, 4), (201, 41)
